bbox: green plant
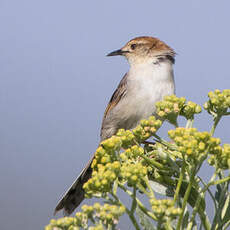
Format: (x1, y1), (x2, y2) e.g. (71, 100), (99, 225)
(46, 89), (230, 230)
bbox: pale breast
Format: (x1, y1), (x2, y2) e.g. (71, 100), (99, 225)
(120, 61), (175, 125)
(101, 61), (175, 140)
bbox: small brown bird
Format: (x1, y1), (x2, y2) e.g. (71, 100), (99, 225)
(54, 36), (176, 215)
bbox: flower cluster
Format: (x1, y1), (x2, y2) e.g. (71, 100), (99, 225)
(150, 198), (181, 220)
(209, 144), (230, 170)
(84, 161), (121, 196)
(88, 224), (104, 230)
(120, 145), (144, 161)
(116, 129), (135, 149)
(45, 90), (230, 230)
(121, 162), (148, 186)
(156, 95), (201, 124)
(85, 154), (148, 195)
(132, 116), (162, 142)
(204, 89), (230, 115)
(156, 95), (185, 124)
(81, 203), (125, 225)
(181, 101), (202, 119)
(92, 136), (122, 169)
(101, 136), (122, 153)
(85, 115), (163, 197)
(45, 217), (79, 230)
(45, 203), (125, 230)
(92, 116), (162, 169)
(168, 128), (221, 161)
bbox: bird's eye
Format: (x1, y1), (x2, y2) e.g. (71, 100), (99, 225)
(130, 44), (137, 50)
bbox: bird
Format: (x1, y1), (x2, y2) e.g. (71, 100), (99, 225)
(54, 36), (176, 215)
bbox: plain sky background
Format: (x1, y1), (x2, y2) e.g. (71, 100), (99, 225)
(0, 1), (230, 229)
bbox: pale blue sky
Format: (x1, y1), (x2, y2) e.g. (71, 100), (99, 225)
(0, 1), (230, 229)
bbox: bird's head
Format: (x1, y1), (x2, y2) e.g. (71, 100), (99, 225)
(107, 36), (175, 66)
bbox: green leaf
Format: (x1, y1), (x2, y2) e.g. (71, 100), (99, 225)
(136, 206), (156, 230)
(182, 210), (189, 229)
(221, 192), (230, 225)
(215, 184), (222, 203)
(180, 182), (206, 212)
(149, 180), (174, 197)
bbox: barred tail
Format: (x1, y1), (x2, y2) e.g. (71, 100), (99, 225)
(54, 157), (93, 216)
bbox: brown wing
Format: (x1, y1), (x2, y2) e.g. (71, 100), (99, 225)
(54, 74), (128, 216)
(103, 73), (128, 118)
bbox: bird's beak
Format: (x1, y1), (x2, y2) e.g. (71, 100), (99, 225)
(107, 49), (128, 56)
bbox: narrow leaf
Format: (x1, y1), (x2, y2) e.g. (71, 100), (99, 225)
(136, 206), (156, 230)
(149, 180), (174, 196)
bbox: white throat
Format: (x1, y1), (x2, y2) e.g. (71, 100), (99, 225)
(129, 59), (174, 92)
(125, 59), (175, 122)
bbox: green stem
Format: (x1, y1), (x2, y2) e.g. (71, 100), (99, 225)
(185, 119), (194, 128)
(212, 175), (230, 185)
(127, 210), (141, 230)
(137, 182), (152, 197)
(113, 178), (118, 195)
(165, 219), (174, 230)
(211, 175), (230, 230)
(118, 183), (157, 220)
(173, 163), (185, 205)
(144, 176), (155, 198)
(211, 183), (227, 230)
(107, 223), (112, 230)
(176, 168), (196, 230)
(140, 154), (165, 169)
(131, 187), (137, 213)
(200, 213), (211, 230)
(198, 176), (217, 211)
(210, 115), (221, 136)
(153, 134), (178, 151)
(188, 172), (228, 230)
(110, 191), (141, 230)
(223, 219), (230, 230)
(187, 191), (210, 230)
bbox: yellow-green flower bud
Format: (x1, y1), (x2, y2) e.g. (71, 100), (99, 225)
(204, 89), (230, 115)
(168, 128), (222, 162)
